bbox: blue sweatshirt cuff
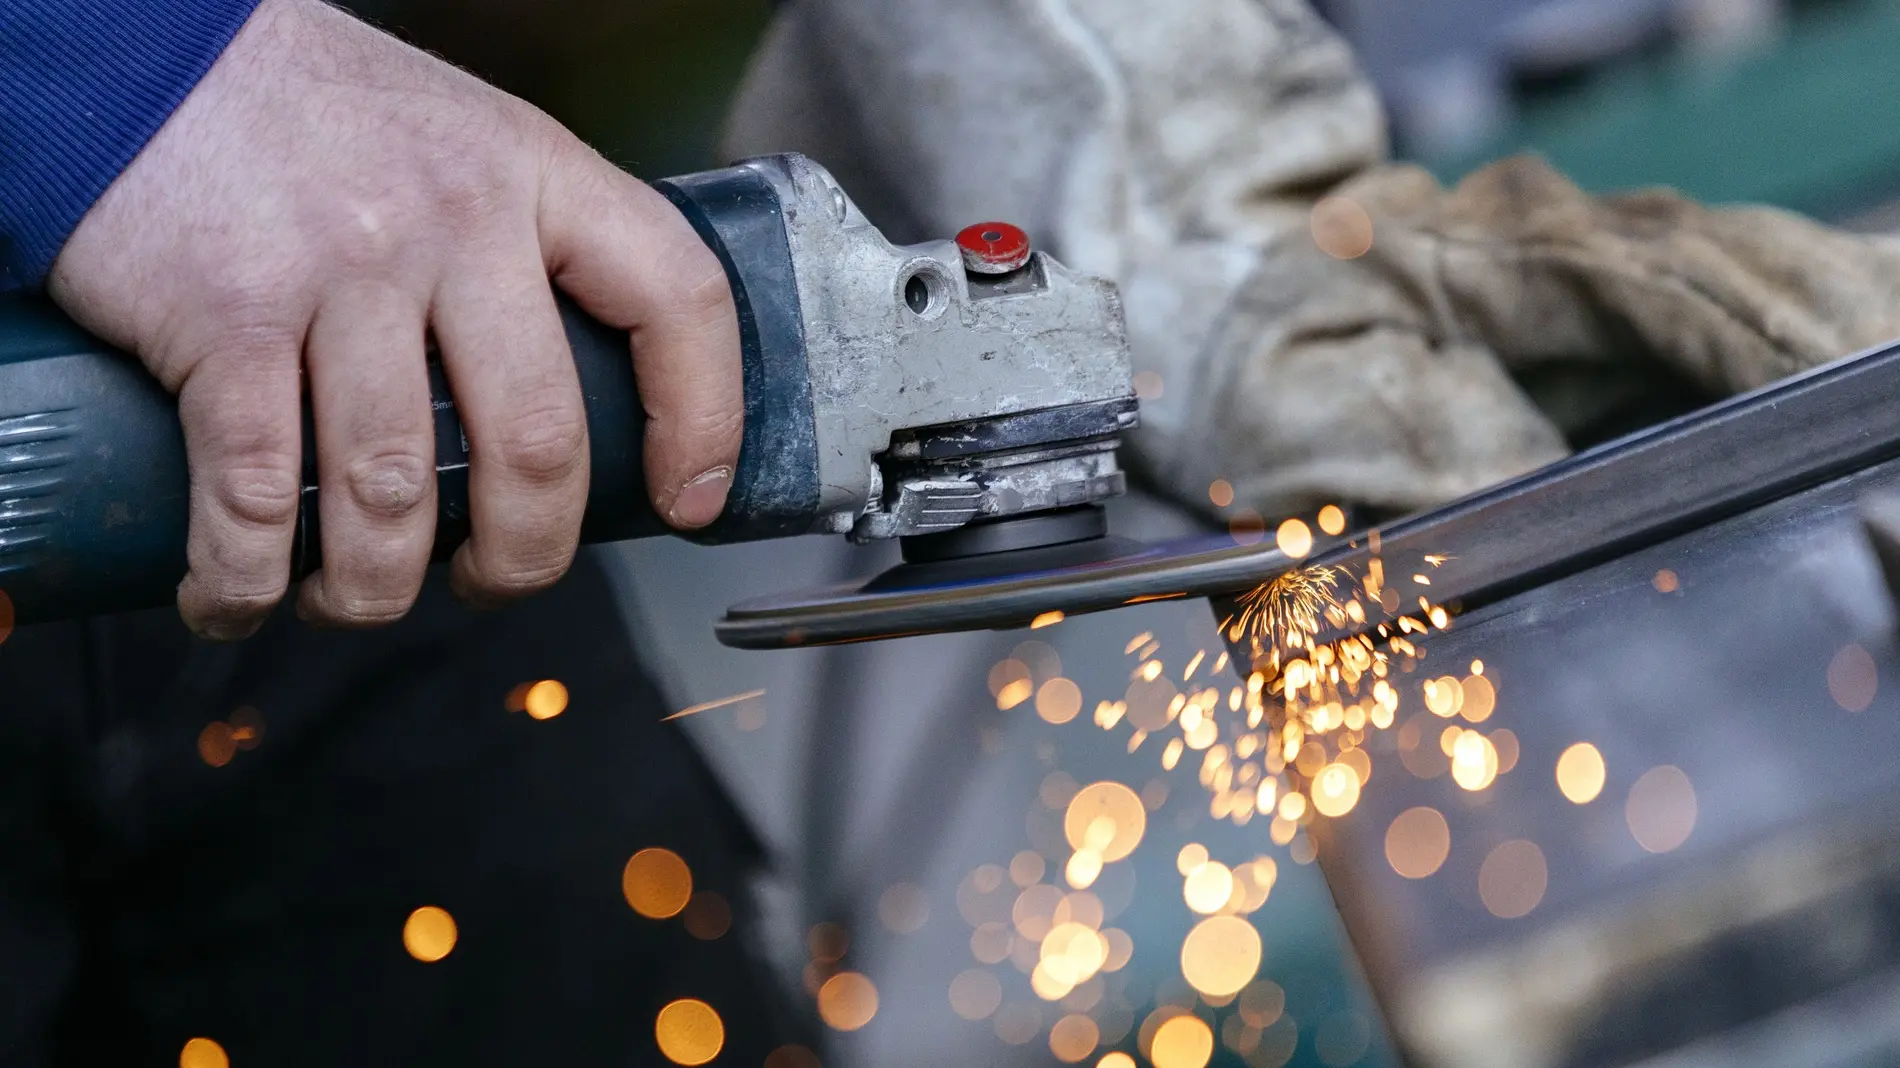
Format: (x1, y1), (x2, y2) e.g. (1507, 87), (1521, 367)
(0, 0), (265, 290)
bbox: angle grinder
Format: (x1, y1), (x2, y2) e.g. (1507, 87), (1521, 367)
(0, 153), (1219, 644)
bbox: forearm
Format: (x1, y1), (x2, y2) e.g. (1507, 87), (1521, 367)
(0, 0), (262, 288)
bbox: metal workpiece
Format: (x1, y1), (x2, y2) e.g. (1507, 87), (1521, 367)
(720, 330), (1900, 648)
(742, 154), (1138, 540)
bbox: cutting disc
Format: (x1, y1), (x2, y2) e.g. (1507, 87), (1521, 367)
(715, 529), (1289, 649)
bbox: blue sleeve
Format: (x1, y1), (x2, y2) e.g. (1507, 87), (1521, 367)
(0, 0), (265, 291)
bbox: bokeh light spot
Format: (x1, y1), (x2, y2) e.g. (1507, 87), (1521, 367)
(1036, 677), (1085, 724)
(623, 848), (693, 919)
(1050, 1014), (1101, 1063)
(180, 1037), (228, 1068)
(1828, 643), (1878, 712)
(1311, 196), (1374, 259)
(1478, 840), (1547, 919)
(1311, 763), (1361, 817)
(1176, 843), (1208, 876)
(1124, 675), (1180, 733)
(808, 921), (850, 963)
(989, 658), (1031, 697)
(1013, 884), (1065, 941)
(1230, 509), (1267, 546)
(1238, 980), (1285, 1028)
(1385, 807), (1450, 879)
(228, 706), (264, 750)
(1627, 765), (1697, 853)
(524, 679), (568, 720)
(682, 892), (731, 941)
(1492, 728), (1520, 774)
(1556, 743), (1606, 804)
(1066, 849), (1103, 889)
(1031, 961), (1075, 1002)
(1010, 850), (1047, 888)
(993, 1001), (1042, 1045)
(817, 972), (879, 1031)
(1423, 677), (1461, 717)
(1317, 504), (1346, 536)
(1012, 640), (1062, 684)
(878, 882), (929, 934)
(655, 998), (724, 1065)
(1180, 915), (1262, 997)
(1653, 569), (1680, 593)
(197, 722), (237, 768)
(1152, 1014), (1216, 1068)
(1099, 1053), (1138, 1068)
(1041, 770), (1083, 810)
(950, 968), (1004, 1020)
(1064, 782), (1146, 862)
(1055, 890), (1105, 930)
(403, 905), (457, 962)
(1450, 732), (1499, 792)
(1460, 674), (1496, 722)
(1275, 519), (1313, 559)
(997, 678), (1033, 711)
(971, 921), (1013, 964)
(1182, 861), (1234, 915)
(1338, 746), (1372, 785)
(764, 1045), (822, 1068)
(1208, 480), (1235, 508)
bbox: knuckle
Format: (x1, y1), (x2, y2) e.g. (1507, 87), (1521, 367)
(196, 277), (303, 346)
(426, 154), (514, 224)
(489, 400), (588, 485)
(326, 202), (404, 273)
(340, 447), (433, 521)
(211, 459), (302, 529)
(677, 253), (735, 322)
(637, 236), (734, 331)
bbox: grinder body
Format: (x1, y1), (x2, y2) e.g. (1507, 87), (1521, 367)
(0, 154), (1136, 626)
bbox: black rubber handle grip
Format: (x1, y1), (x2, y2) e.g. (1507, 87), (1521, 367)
(0, 162), (819, 625)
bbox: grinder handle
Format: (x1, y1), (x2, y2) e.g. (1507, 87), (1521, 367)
(0, 163), (820, 626)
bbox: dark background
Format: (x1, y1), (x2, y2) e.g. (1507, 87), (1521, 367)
(345, 0), (772, 179)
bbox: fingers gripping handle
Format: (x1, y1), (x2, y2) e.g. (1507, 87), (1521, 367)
(290, 297), (663, 578)
(0, 163), (819, 626)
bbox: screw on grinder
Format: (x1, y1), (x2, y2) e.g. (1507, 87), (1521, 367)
(0, 154), (1146, 640)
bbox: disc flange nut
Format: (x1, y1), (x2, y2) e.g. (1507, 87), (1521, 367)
(957, 222), (1033, 275)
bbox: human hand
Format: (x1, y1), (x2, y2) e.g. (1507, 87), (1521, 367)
(48, 0), (742, 639)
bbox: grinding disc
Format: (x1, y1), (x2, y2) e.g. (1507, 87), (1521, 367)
(714, 532), (1291, 649)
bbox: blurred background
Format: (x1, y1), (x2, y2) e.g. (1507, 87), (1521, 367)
(333, 1), (1900, 1066)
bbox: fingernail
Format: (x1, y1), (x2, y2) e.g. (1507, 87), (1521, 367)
(669, 467), (732, 529)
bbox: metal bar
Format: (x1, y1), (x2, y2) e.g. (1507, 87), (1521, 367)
(720, 337), (1900, 649)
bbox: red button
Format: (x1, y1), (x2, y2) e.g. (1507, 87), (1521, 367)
(956, 222), (1033, 275)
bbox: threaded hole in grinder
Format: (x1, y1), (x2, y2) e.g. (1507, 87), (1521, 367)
(904, 273), (932, 315)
